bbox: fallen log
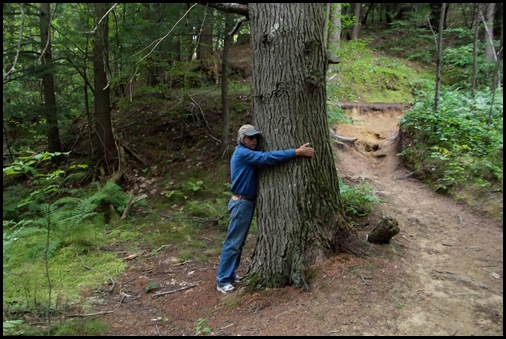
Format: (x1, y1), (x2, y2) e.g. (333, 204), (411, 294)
(367, 216), (400, 243)
(330, 129), (358, 146)
(333, 139), (347, 147)
(335, 135), (358, 143)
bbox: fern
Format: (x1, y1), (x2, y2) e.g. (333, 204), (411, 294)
(53, 196), (81, 206)
(26, 240), (62, 262)
(67, 195), (100, 225)
(98, 181), (129, 212)
(185, 200), (218, 218)
(31, 203), (67, 229)
(66, 212), (99, 226)
(3, 319), (25, 336)
(3, 185), (31, 220)
(62, 170), (90, 185)
(7, 225), (46, 238)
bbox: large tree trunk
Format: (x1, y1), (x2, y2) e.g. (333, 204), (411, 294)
(247, 3), (364, 290)
(93, 3), (117, 172)
(40, 3), (63, 154)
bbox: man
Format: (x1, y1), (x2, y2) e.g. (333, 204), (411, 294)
(216, 124), (315, 293)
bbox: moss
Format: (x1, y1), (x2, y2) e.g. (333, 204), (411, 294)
(3, 245), (126, 313)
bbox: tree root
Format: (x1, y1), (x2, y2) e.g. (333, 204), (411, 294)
(330, 131), (358, 147)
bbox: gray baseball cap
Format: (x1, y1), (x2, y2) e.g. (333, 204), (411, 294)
(240, 124), (261, 136)
(237, 124), (261, 144)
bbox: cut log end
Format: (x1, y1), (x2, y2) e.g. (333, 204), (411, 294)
(367, 216), (400, 244)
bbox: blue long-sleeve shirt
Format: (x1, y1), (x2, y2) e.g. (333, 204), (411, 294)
(230, 144), (296, 198)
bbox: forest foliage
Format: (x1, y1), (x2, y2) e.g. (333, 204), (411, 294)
(3, 3), (503, 336)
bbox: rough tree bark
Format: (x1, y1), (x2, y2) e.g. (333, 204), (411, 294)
(246, 3), (366, 290)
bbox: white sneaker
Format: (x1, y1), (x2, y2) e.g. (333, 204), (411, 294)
(233, 275), (242, 284)
(217, 284), (234, 294)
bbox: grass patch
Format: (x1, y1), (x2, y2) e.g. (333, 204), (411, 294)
(328, 39), (434, 104)
(3, 244), (126, 314)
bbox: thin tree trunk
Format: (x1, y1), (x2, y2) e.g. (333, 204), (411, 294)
(471, 3), (480, 97)
(434, 3), (446, 112)
(40, 3), (63, 154)
(323, 3), (330, 49)
(199, 10), (213, 61)
(351, 3), (362, 40)
(362, 3), (374, 24)
(486, 18), (502, 126)
(93, 3), (116, 172)
(328, 3), (342, 61)
(220, 13), (233, 155)
(484, 3), (496, 62)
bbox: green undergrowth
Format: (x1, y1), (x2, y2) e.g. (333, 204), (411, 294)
(3, 318), (110, 336)
(2, 152), (233, 335)
(339, 179), (380, 219)
(327, 39), (434, 104)
(399, 88), (503, 219)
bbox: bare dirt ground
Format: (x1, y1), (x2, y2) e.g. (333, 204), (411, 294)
(92, 106), (503, 336)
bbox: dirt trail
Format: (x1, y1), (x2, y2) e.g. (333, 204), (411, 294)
(333, 107), (503, 336)
(95, 107), (503, 336)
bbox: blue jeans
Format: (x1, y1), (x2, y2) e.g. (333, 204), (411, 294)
(216, 198), (255, 287)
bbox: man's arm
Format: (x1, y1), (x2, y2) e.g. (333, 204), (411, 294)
(241, 143), (315, 166)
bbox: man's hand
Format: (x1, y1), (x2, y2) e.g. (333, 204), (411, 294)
(295, 143), (315, 157)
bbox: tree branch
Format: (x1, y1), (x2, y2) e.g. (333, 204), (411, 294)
(85, 3), (119, 35)
(121, 194), (147, 219)
(66, 311), (114, 318)
(479, 8), (498, 63)
(126, 3), (199, 101)
(229, 17), (248, 36)
(199, 3), (249, 18)
(152, 284), (199, 297)
(3, 4), (25, 83)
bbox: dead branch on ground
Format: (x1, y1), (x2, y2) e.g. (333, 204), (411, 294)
(152, 284), (199, 297)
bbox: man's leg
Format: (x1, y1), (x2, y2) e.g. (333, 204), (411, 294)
(216, 199), (255, 287)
